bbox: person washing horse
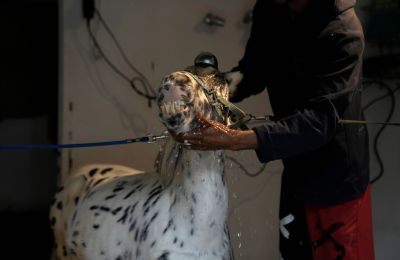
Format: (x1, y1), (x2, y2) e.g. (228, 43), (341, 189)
(172, 0), (375, 259)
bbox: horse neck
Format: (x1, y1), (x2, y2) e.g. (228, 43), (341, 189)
(166, 144), (226, 195)
(177, 149), (225, 188)
(159, 141), (228, 222)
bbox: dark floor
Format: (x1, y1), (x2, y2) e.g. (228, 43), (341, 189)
(0, 210), (54, 260)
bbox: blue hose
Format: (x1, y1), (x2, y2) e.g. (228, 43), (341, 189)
(0, 135), (165, 150)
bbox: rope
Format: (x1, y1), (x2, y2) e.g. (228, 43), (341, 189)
(0, 133), (168, 150)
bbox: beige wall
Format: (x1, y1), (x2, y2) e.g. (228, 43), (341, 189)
(60, 0), (282, 259)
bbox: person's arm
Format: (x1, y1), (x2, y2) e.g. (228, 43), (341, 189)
(179, 97), (337, 159)
(252, 99), (338, 163)
(227, 0), (271, 102)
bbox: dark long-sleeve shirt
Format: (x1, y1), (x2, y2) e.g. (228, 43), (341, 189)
(235, 0), (370, 205)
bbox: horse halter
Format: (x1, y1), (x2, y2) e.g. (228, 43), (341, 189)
(179, 70), (250, 130)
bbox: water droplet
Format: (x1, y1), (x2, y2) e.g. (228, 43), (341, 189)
(237, 232), (242, 238)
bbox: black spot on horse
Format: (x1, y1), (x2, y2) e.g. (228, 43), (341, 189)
(144, 185), (162, 206)
(157, 251), (170, 260)
(124, 183), (145, 199)
(72, 211), (77, 223)
(70, 248), (77, 256)
(113, 187), (124, 193)
(117, 205), (132, 224)
(89, 205), (99, 210)
(99, 206), (110, 212)
(89, 168), (98, 177)
(163, 84), (170, 91)
(191, 193), (197, 204)
(129, 220), (137, 232)
(135, 247), (141, 258)
(93, 178), (106, 187)
(143, 206), (150, 216)
(100, 167), (113, 174)
(167, 115), (182, 128)
(56, 201), (63, 210)
(163, 219), (173, 234)
(112, 206), (123, 215)
(140, 218), (153, 242)
(134, 229), (139, 241)
(105, 194), (117, 200)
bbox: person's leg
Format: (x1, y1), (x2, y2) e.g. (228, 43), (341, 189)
(305, 185), (375, 260)
(279, 188), (313, 260)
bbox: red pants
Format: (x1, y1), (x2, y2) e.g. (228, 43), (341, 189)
(305, 185), (375, 260)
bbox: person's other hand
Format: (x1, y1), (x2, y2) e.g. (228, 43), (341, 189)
(224, 71), (244, 103)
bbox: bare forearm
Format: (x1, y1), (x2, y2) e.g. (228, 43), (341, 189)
(230, 130), (258, 151)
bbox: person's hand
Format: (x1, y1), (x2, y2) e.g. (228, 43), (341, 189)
(171, 115), (258, 151)
(224, 71), (244, 103)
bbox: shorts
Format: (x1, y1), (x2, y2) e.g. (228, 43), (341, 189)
(305, 185), (375, 260)
(279, 185), (375, 260)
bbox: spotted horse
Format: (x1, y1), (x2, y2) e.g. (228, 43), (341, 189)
(50, 53), (234, 260)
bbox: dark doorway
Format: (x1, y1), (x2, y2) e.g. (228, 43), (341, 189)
(0, 0), (59, 259)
